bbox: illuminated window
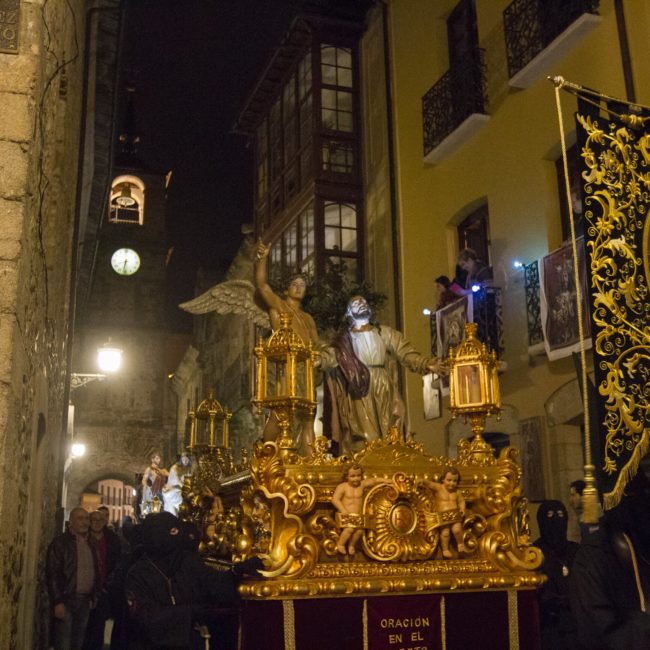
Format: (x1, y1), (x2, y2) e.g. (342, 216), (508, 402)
(324, 202), (357, 252)
(321, 45), (353, 133)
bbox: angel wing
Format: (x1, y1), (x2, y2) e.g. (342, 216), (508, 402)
(178, 279), (270, 328)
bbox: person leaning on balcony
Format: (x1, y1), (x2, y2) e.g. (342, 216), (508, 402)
(456, 248), (493, 295)
(435, 275), (462, 311)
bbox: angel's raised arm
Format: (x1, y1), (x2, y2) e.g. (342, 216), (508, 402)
(254, 239), (284, 313)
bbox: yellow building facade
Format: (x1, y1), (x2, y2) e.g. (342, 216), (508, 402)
(384, 0), (650, 506)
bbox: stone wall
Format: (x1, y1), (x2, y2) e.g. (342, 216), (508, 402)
(0, 1), (87, 647)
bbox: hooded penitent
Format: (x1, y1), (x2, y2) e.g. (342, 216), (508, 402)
(537, 500), (570, 554)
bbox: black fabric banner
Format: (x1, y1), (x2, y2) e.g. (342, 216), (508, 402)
(575, 100), (650, 509)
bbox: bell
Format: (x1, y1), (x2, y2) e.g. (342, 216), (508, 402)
(115, 184), (136, 207)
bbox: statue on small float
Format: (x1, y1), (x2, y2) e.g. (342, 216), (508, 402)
(331, 462), (389, 556)
(417, 468), (466, 558)
(163, 453), (192, 517)
(141, 452), (169, 516)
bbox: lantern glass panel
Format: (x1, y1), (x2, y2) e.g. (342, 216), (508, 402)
(267, 360), (287, 397)
(295, 359), (306, 398)
(456, 363), (484, 406)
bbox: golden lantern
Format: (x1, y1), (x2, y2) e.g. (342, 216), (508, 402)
(253, 312), (318, 449)
(448, 323), (501, 447)
(188, 389), (232, 449)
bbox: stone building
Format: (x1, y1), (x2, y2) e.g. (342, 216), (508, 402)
(0, 2), (122, 647)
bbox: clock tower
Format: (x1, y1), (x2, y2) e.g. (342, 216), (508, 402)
(66, 88), (177, 515)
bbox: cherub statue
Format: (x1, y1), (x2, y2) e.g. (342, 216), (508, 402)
(418, 468), (466, 558)
(331, 463), (389, 556)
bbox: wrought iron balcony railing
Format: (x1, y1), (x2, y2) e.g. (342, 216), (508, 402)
(430, 287), (503, 360)
(503, 0), (600, 79)
(422, 47), (488, 157)
(524, 260), (543, 348)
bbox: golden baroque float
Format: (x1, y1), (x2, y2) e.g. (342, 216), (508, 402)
(181, 317), (544, 598)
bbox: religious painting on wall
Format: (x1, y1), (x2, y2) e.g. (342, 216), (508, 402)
(539, 237), (592, 361)
(433, 295), (473, 393)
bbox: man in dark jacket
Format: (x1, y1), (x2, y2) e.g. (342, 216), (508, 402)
(46, 507), (100, 650)
(83, 509), (123, 649)
(126, 512), (262, 649)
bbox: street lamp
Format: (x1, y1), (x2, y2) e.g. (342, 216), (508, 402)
(70, 339), (123, 390)
(71, 442), (86, 458)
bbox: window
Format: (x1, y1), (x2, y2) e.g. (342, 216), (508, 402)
(299, 205), (315, 273)
(269, 99), (282, 182)
(257, 120), (268, 201)
(321, 45), (352, 88)
(320, 45), (354, 133)
(555, 144), (584, 241)
(324, 202), (357, 252)
(322, 140), (354, 174)
(109, 175), (145, 225)
(457, 204), (490, 266)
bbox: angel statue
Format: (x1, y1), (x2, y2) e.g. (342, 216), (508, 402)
(178, 238), (321, 455)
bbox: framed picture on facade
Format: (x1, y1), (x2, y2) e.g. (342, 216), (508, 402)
(520, 416), (545, 502)
(423, 373), (441, 420)
(539, 238), (592, 360)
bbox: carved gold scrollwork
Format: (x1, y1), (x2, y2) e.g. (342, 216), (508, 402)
(306, 511), (340, 557)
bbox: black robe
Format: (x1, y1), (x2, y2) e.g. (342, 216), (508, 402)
(570, 525), (650, 649)
(126, 551), (238, 649)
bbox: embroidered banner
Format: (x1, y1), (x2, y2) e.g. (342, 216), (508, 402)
(575, 102), (650, 509)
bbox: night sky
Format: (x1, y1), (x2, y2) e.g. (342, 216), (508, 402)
(121, 0), (301, 330)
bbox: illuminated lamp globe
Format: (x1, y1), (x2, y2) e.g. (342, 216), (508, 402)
(71, 443), (86, 458)
(97, 341), (122, 373)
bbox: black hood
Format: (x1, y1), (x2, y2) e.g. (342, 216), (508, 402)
(537, 499), (569, 552)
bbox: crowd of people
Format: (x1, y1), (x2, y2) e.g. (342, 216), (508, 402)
(533, 472), (650, 649)
(45, 507), (262, 650)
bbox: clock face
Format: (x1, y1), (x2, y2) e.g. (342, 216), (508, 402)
(111, 248), (141, 275)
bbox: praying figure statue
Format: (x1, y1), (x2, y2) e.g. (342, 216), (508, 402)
(321, 295), (446, 455)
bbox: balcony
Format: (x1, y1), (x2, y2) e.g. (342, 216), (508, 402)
(504, 0), (601, 88)
(422, 47), (489, 165)
(430, 287), (504, 360)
